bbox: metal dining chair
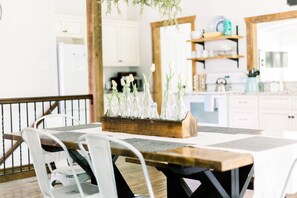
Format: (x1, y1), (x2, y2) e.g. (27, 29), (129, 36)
(280, 158), (297, 198)
(34, 114), (90, 186)
(21, 127), (99, 198)
(78, 133), (155, 198)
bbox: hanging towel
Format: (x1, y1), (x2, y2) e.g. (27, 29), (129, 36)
(204, 95), (216, 112)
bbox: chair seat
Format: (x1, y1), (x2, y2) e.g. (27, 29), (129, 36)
(51, 165), (90, 186)
(51, 182), (99, 198)
(52, 165), (87, 176)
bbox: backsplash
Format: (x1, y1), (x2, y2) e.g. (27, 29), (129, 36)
(261, 81), (297, 93)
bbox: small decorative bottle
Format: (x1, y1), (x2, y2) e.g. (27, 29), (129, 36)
(106, 94), (115, 117)
(160, 63), (176, 120)
(142, 82), (153, 118)
(115, 94), (122, 117)
(141, 64), (155, 119)
(130, 84), (141, 118)
(176, 79), (187, 120)
(150, 102), (159, 119)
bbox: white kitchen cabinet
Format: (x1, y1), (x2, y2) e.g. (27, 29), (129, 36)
(102, 19), (139, 67)
(259, 96), (297, 137)
(229, 95), (259, 129)
(55, 14), (85, 39)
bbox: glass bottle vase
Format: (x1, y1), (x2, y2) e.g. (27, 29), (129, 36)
(141, 82), (153, 119)
(130, 94), (141, 118)
(121, 93), (130, 118)
(176, 94), (187, 120)
(160, 82), (176, 120)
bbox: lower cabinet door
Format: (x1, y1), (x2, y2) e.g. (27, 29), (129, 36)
(259, 111), (290, 137)
(229, 111), (258, 129)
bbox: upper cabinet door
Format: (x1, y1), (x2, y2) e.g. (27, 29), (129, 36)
(55, 14), (85, 39)
(102, 20), (140, 67)
(102, 22), (120, 66)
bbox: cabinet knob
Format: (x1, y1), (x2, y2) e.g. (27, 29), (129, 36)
(288, 115), (292, 118)
(118, 60), (123, 62)
(62, 30), (68, 33)
(292, 116), (295, 119)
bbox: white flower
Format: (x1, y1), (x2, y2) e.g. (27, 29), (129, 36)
(151, 63), (156, 72)
(169, 61), (174, 70)
(126, 76), (131, 84)
(112, 80), (117, 90)
(120, 78), (126, 86)
(129, 74), (134, 82)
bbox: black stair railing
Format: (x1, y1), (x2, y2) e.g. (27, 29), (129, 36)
(0, 94), (93, 182)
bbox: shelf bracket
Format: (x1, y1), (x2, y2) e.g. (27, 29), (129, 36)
(197, 60), (205, 69)
(228, 58), (239, 68)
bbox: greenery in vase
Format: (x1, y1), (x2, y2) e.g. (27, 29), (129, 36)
(160, 62), (175, 119)
(143, 63), (155, 85)
(142, 64), (155, 118)
(99, 0), (182, 24)
(121, 74), (134, 117)
(176, 77), (187, 120)
(111, 80), (122, 116)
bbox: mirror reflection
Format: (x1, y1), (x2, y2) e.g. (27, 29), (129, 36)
(257, 18), (297, 82)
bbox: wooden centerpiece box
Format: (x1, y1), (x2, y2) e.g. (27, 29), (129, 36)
(101, 112), (198, 138)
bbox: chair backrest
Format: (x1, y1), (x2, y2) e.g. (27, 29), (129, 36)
(78, 134), (155, 198)
(21, 128), (84, 197)
(34, 114), (81, 129)
(280, 158), (297, 198)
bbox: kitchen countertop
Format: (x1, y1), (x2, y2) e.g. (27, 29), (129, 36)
(187, 91), (297, 96)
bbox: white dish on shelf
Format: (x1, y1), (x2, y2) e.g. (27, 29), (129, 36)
(191, 30), (203, 39)
(210, 16), (226, 32)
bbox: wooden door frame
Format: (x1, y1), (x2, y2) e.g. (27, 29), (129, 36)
(245, 10), (297, 71)
(151, 16), (196, 112)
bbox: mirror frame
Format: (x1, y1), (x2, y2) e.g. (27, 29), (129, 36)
(245, 10), (297, 71)
(150, 16), (196, 112)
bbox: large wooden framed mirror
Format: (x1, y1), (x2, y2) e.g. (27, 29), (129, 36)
(151, 16), (196, 112)
(245, 10), (297, 72)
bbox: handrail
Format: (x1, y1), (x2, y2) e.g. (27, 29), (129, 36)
(0, 94), (93, 104)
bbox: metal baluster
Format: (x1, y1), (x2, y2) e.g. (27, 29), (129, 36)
(1, 104), (5, 175)
(34, 102), (37, 124)
(42, 101), (45, 128)
(78, 99), (81, 122)
(26, 102), (31, 170)
(64, 100), (67, 126)
(10, 104), (14, 173)
(18, 103), (22, 172)
(85, 99), (87, 124)
(57, 100), (60, 114)
(71, 100), (74, 125)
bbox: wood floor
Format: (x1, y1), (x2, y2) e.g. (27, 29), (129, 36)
(0, 157), (255, 198)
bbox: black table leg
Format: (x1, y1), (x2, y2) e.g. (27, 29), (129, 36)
(68, 149), (97, 184)
(158, 164), (254, 198)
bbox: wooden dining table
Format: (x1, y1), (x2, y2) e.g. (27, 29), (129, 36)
(4, 124), (255, 198)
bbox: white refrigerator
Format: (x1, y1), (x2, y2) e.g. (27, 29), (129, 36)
(57, 43), (89, 123)
(57, 43), (88, 96)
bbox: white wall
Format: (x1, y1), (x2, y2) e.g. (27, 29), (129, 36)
(0, 0), (57, 98)
(131, 0), (297, 76)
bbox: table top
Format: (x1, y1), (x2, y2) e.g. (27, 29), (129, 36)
(3, 125), (254, 172)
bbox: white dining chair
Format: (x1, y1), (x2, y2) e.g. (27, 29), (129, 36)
(78, 133), (155, 198)
(21, 127), (99, 198)
(34, 114), (90, 186)
(280, 158), (297, 198)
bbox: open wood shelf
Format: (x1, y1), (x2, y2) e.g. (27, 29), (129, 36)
(188, 55), (244, 61)
(187, 35), (244, 43)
